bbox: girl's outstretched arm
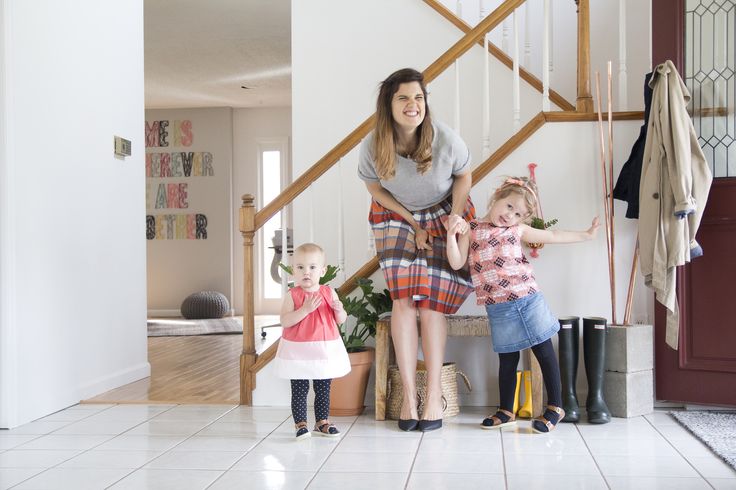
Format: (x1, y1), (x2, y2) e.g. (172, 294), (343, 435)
(520, 217), (600, 245)
(446, 220), (470, 270)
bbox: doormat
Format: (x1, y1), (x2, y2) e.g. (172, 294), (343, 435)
(147, 317), (243, 337)
(670, 411), (736, 470)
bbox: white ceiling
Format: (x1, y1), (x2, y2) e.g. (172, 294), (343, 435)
(144, 0), (291, 109)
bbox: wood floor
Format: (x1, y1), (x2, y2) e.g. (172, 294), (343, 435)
(83, 316), (281, 405)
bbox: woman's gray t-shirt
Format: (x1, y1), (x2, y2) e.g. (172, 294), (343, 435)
(357, 120), (471, 211)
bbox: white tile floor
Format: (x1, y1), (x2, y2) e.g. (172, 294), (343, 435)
(0, 404), (734, 489)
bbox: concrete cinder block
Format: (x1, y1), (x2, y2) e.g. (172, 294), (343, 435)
(604, 369), (654, 418)
(605, 324), (653, 373)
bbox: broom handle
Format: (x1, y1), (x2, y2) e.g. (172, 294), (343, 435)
(623, 239), (639, 326)
(607, 61), (617, 325)
(595, 72), (615, 324)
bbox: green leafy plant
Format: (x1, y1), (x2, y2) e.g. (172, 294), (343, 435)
(530, 217), (558, 230)
(339, 278), (392, 353)
(527, 217), (558, 252)
(278, 263), (340, 285)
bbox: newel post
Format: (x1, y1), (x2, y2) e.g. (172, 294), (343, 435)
(575, 0), (593, 112)
(239, 194), (257, 405)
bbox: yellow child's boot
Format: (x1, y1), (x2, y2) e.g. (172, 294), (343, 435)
(512, 370), (522, 415)
(517, 370), (533, 419)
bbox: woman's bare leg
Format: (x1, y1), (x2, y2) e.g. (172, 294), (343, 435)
(391, 297), (419, 420)
(418, 308), (447, 420)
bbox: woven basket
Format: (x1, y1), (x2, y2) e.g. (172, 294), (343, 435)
(386, 361), (471, 420)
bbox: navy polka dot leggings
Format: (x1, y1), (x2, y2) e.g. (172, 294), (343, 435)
(290, 379), (332, 424)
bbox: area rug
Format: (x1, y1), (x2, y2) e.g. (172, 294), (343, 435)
(147, 317), (243, 337)
(670, 411), (736, 470)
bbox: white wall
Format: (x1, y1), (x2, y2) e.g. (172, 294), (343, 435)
(0, 0), (148, 427)
(145, 107), (234, 315)
(232, 107), (292, 315)
(291, 0), (652, 406)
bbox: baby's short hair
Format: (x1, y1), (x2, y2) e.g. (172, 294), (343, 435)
(294, 242), (324, 257)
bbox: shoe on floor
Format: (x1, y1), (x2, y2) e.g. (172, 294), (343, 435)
(295, 422), (311, 440)
(418, 419), (442, 432)
(481, 409), (517, 430)
(313, 419), (341, 437)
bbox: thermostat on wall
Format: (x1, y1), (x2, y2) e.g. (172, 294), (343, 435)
(114, 136), (132, 157)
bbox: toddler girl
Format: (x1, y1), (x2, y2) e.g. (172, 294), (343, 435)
(274, 243), (351, 439)
(446, 177), (599, 433)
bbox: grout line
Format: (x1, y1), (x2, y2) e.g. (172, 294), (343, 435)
(5, 402), (141, 489)
(500, 421), (509, 490)
(644, 412), (717, 489)
(304, 414), (362, 488)
(403, 428), (423, 489)
(204, 410), (293, 489)
(574, 422), (612, 490)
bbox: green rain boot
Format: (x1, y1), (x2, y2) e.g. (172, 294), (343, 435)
(583, 316), (611, 424)
(557, 317), (581, 423)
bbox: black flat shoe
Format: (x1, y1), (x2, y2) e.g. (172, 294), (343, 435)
(398, 418), (419, 431)
(418, 419), (442, 432)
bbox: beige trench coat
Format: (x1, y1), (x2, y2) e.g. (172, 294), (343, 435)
(639, 60), (712, 350)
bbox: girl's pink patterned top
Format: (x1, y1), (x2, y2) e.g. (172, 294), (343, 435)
(467, 221), (538, 305)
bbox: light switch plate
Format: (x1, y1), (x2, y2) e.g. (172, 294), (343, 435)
(114, 136), (131, 157)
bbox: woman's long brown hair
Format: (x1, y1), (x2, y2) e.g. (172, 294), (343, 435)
(373, 68), (433, 180)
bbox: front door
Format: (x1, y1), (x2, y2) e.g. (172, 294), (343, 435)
(652, 0), (736, 406)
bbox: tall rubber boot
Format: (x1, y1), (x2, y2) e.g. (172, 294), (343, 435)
(557, 316), (580, 422)
(512, 371), (522, 415)
(516, 370), (533, 419)
(583, 316), (611, 424)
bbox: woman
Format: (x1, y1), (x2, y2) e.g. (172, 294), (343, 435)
(358, 68), (474, 431)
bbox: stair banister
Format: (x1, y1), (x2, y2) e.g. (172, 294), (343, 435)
(575, 0), (593, 112)
(239, 194), (256, 405)
(422, 0), (575, 112)
(513, 8), (521, 129)
(542, 0), (551, 111)
(254, 0), (526, 233)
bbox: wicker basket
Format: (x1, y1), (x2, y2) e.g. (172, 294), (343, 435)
(386, 361), (471, 419)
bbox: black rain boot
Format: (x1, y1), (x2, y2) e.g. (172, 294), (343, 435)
(583, 317), (611, 424)
(557, 316), (580, 423)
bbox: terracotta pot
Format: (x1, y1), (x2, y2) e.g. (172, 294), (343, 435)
(330, 347), (375, 416)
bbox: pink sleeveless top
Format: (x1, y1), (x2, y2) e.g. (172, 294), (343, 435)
(467, 221), (538, 305)
(275, 285), (350, 379)
(281, 286), (340, 342)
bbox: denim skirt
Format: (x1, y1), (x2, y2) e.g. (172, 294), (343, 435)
(485, 292), (559, 353)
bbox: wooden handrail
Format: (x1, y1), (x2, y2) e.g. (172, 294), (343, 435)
(253, 0), (526, 232)
(473, 112), (547, 184)
(544, 111), (644, 122)
(422, 0), (575, 112)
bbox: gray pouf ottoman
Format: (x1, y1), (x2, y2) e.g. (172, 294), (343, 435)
(181, 291), (230, 319)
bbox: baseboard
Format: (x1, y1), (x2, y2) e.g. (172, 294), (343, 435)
(78, 361), (151, 401)
(147, 309), (180, 317)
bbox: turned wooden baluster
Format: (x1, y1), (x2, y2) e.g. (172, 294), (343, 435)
(239, 194), (257, 405)
(575, 0), (593, 112)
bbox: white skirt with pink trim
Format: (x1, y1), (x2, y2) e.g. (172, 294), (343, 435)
(274, 337), (351, 380)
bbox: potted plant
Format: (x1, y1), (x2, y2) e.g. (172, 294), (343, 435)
(330, 278), (392, 415)
(527, 217), (558, 255)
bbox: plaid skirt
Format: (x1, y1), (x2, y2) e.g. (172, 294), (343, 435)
(369, 196), (475, 314)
